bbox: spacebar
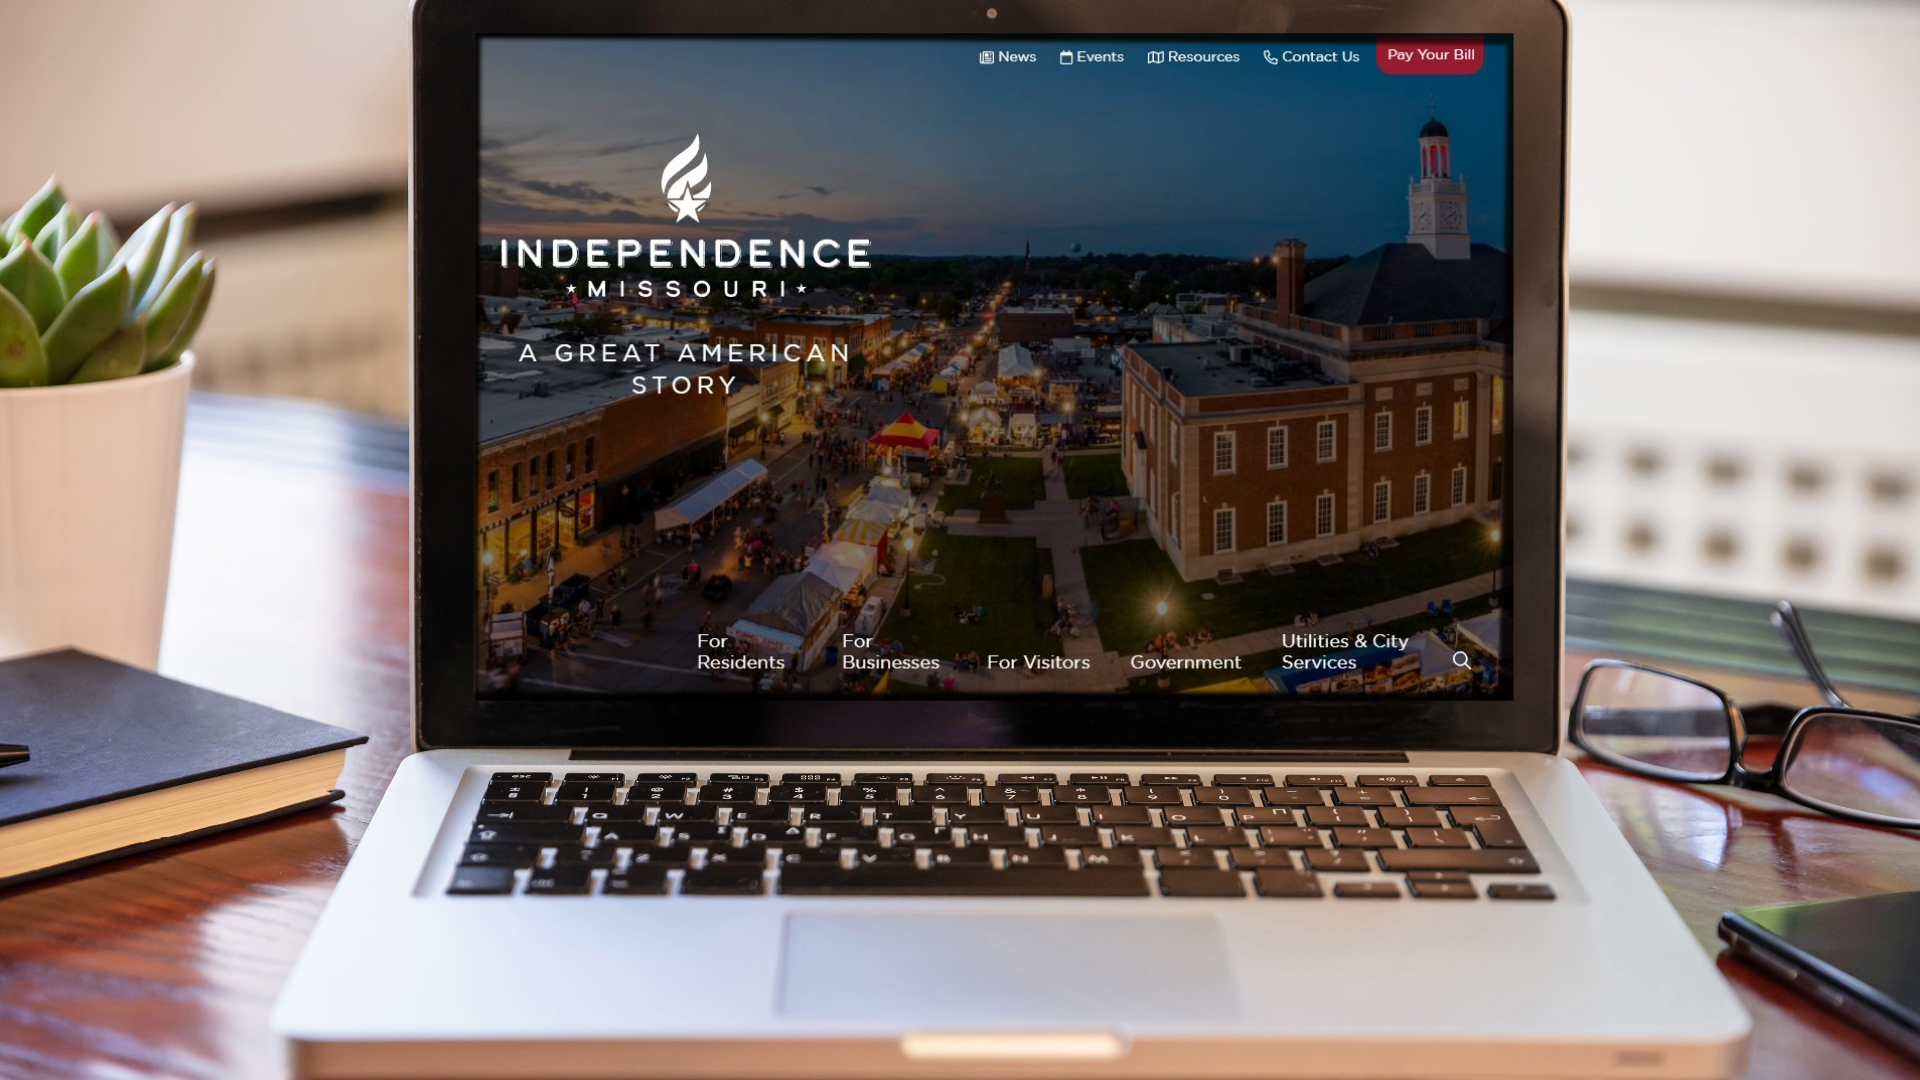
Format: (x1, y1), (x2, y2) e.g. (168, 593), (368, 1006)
(780, 865), (1150, 896)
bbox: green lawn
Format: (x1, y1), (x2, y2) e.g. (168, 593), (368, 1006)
(1062, 453), (1128, 500)
(935, 454), (1045, 512)
(879, 528), (1062, 659)
(1082, 518), (1503, 654)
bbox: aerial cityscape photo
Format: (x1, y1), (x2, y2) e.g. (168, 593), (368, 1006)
(475, 38), (1514, 698)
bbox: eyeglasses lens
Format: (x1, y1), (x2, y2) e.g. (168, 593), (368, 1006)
(1779, 712), (1920, 825)
(1578, 666), (1733, 781)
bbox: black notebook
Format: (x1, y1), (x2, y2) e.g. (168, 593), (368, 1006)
(0, 649), (367, 890)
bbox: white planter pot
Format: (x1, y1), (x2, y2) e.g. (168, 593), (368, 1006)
(0, 354), (193, 669)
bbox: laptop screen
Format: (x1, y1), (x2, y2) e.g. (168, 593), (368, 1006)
(475, 36), (1513, 703)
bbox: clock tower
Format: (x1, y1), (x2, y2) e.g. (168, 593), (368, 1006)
(1406, 113), (1471, 260)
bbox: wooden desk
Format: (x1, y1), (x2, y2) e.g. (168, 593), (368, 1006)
(1, 394), (1916, 1080)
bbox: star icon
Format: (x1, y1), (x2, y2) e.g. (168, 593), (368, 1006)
(796, 284), (808, 294)
(668, 195), (705, 223)
(565, 284), (576, 294)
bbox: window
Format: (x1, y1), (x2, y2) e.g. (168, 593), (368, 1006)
(1415, 406), (1432, 445)
(1169, 422), (1177, 465)
(1213, 431), (1235, 475)
(1452, 465), (1468, 506)
(1453, 400), (1470, 439)
(1491, 458), (1504, 500)
(511, 463), (524, 502)
(1171, 491), (1181, 546)
(1372, 480), (1391, 523)
(1315, 493), (1335, 538)
(1266, 425), (1288, 468)
(565, 444), (577, 483)
(486, 471), (500, 514)
(1374, 411), (1392, 452)
(584, 436), (595, 474)
(1492, 376), (1505, 434)
(1213, 507), (1235, 554)
(1414, 472), (1431, 514)
(1266, 501), (1287, 546)
(545, 451), (556, 490)
(1316, 420), (1337, 463)
(527, 457), (541, 496)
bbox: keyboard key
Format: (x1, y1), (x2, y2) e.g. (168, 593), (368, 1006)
(1260, 787), (1326, 807)
(925, 773), (984, 785)
(589, 825), (649, 848)
(810, 824), (878, 845)
(1037, 824), (1102, 846)
(583, 806), (649, 825)
(1305, 807), (1371, 827)
(780, 847), (851, 865)
(468, 822), (581, 845)
(1228, 847), (1295, 869)
(1305, 849), (1372, 872)
(1192, 786), (1256, 806)
(626, 783), (689, 804)
(911, 784), (969, 804)
(1333, 881), (1400, 899)
(1334, 788), (1397, 807)
(1018, 805), (1080, 824)
(460, 843), (536, 867)
(1375, 807), (1445, 828)
(1256, 826), (1322, 849)
(840, 785), (897, 803)
(779, 865), (1150, 896)
(1075, 849), (1139, 869)
(602, 865), (670, 895)
(881, 824), (946, 846)
(662, 823), (725, 845)
(1488, 883), (1556, 900)
(1427, 774), (1492, 787)
(1376, 850), (1540, 874)
(1153, 847), (1219, 869)
(964, 824), (1029, 846)
(1068, 773), (1131, 786)
(564, 772), (624, 784)
(1254, 868), (1322, 897)
(1140, 773), (1202, 786)
(525, 866), (593, 894)
(1356, 774), (1420, 787)
(1235, 807), (1299, 825)
(1402, 789), (1503, 808)
(923, 846), (994, 866)
(852, 772), (913, 784)
(1091, 806), (1153, 825)
(1120, 786), (1181, 805)
(554, 783), (617, 803)
(1212, 773), (1274, 786)
(1410, 881), (1478, 899)
(798, 807), (862, 823)
(1449, 807), (1527, 848)
(1109, 826), (1176, 847)
(1002, 847), (1068, 867)
(996, 772), (1057, 785)
(626, 844), (694, 866)
(1331, 828), (1398, 849)
(655, 805), (720, 824)
(709, 773), (770, 784)
(1404, 828), (1473, 849)
(550, 845), (617, 867)
(483, 781), (547, 803)
(1050, 785), (1112, 805)
(476, 802), (569, 823)
(447, 866), (516, 895)
(1285, 774), (1346, 788)
(1404, 870), (1472, 883)
(696, 783), (760, 804)
(730, 806), (797, 824)
(981, 784), (1041, 805)
(1184, 826), (1247, 847)
(1159, 806), (1226, 827)
(632, 772), (697, 784)
(490, 771), (551, 784)
(851, 845), (917, 865)
(702, 845), (769, 867)
(780, 773), (841, 784)
(768, 784), (829, 803)
(1159, 869), (1245, 897)
(682, 864), (765, 895)
(944, 806), (1012, 825)
(872, 805), (935, 824)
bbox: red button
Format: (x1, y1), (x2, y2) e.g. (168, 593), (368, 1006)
(1375, 36), (1485, 75)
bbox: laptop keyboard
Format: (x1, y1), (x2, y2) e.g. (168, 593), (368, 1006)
(446, 771), (1555, 901)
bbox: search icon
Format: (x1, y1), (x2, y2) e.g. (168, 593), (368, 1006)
(1451, 651), (1471, 668)
(1262, 49), (1279, 65)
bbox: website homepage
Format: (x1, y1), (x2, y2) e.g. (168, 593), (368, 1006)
(476, 36), (1513, 700)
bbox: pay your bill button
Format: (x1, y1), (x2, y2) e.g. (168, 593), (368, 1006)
(1375, 36), (1484, 75)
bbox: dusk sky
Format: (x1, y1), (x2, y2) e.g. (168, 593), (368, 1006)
(480, 37), (1510, 259)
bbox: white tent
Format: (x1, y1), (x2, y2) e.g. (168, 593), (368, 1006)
(653, 458), (769, 530)
(1010, 413), (1039, 443)
(846, 498), (896, 524)
(729, 572), (842, 669)
(806, 540), (876, 594)
(1458, 611), (1508, 656)
(968, 379), (1005, 402)
(996, 343), (1035, 380)
(863, 483), (912, 511)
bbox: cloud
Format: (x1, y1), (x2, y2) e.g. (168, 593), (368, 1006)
(775, 184), (834, 201)
(519, 178), (634, 205)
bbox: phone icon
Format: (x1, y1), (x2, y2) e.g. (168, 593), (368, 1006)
(1263, 49), (1279, 65)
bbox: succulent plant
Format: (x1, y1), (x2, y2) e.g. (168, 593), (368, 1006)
(0, 177), (216, 388)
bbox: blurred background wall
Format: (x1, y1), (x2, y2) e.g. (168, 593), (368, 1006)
(2, 0), (1915, 619)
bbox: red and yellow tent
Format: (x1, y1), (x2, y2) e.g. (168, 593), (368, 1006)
(868, 411), (940, 450)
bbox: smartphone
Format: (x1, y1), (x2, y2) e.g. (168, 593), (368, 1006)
(1720, 891), (1920, 1061)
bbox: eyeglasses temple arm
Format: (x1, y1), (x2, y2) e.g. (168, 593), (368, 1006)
(1770, 601), (1849, 709)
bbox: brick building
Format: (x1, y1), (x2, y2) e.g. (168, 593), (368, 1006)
(996, 305), (1074, 344)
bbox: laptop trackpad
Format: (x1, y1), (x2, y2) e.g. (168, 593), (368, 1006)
(779, 912), (1242, 1023)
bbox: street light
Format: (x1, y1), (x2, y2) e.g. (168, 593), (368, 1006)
(900, 534), (917, 618)
(1155, 597), (1171, 658)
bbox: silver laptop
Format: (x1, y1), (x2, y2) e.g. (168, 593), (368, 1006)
(273, 1), (1751, 1075)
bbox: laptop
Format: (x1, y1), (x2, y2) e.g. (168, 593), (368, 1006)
(272, 0), (1752, 1075)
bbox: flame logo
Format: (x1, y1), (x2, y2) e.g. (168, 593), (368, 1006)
(661, 135), (712, 223)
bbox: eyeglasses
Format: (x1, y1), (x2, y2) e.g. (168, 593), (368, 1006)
(1569, 601), (1920, 829)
